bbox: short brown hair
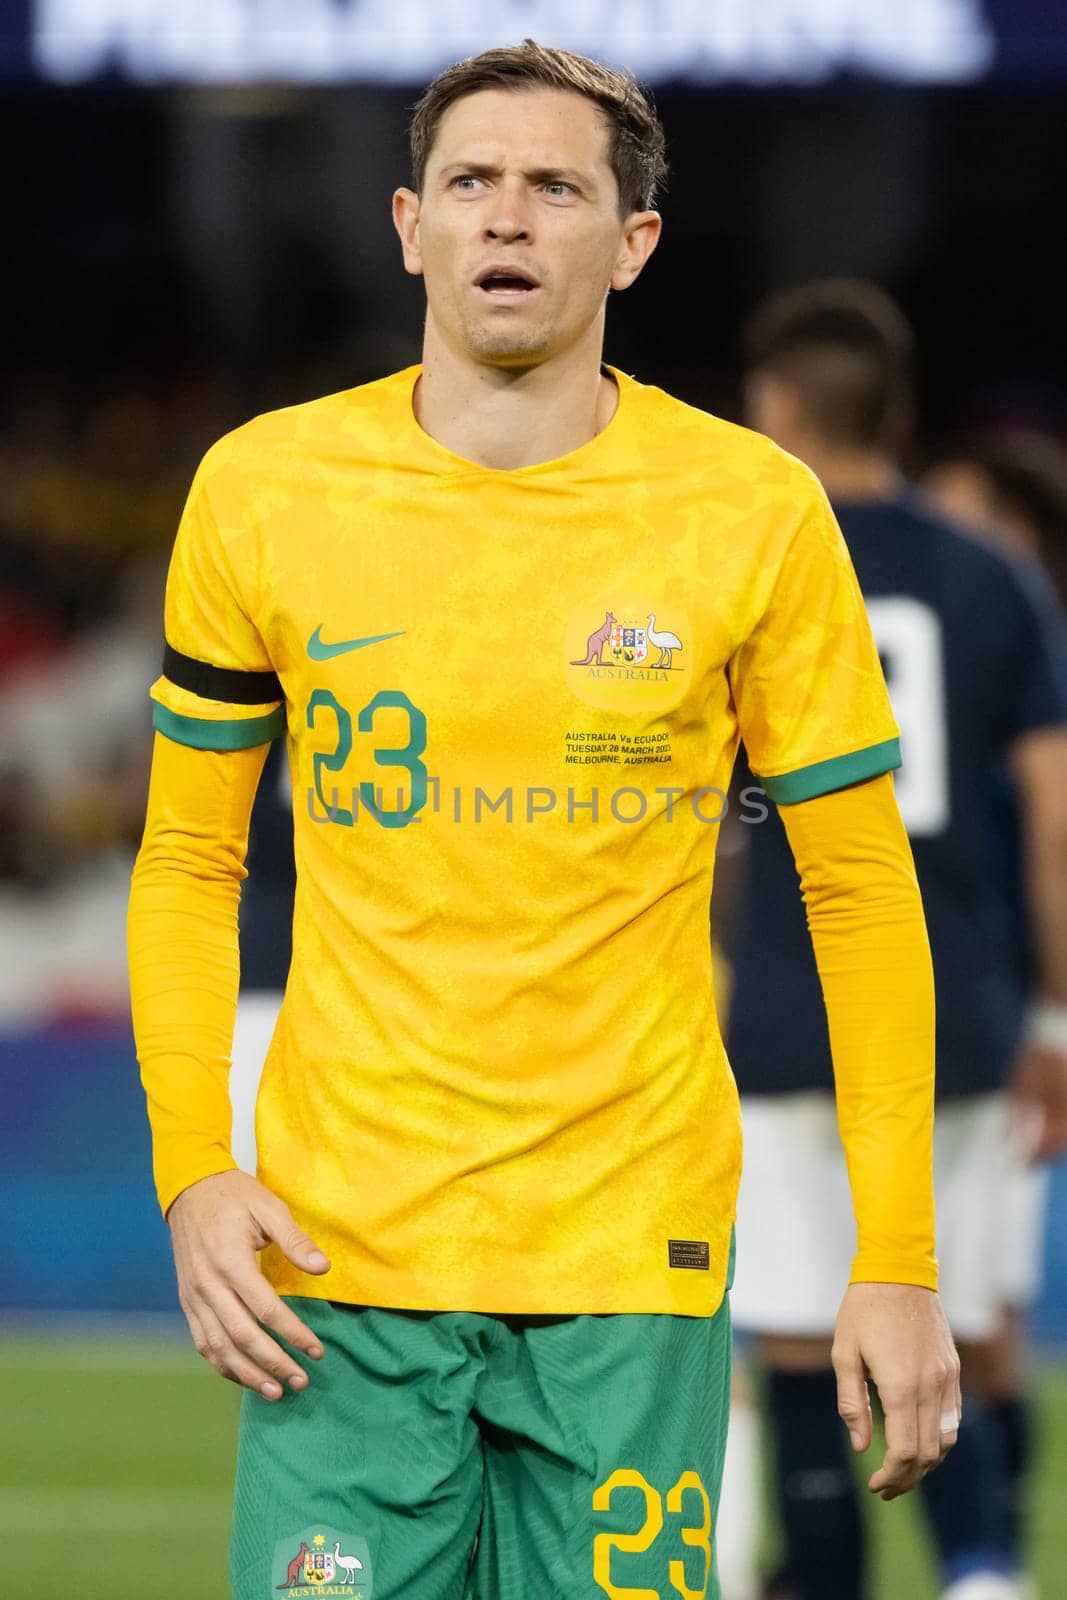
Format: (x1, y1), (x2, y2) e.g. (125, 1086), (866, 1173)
(409, 38), (667, 216)
(742, 280), (917, 452)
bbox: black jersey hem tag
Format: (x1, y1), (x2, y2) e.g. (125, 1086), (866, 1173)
(668, 1239), (710, 1270)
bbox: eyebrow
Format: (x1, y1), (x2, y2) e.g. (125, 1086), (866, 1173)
(439, 161), (593, 188)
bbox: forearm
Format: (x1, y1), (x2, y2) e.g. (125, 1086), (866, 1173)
(1027, 857), (1067, 1008)
(1019, 789), (1067, 1009)
(128, 732), (268, 1214)
(779, 774), (937, 1289)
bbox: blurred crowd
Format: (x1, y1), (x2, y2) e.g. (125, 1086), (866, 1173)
(0, 365), (239, 1019)
(0, 368), (224, 882)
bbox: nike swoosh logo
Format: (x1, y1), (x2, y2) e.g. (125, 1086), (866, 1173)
(307, 626), (405, 661)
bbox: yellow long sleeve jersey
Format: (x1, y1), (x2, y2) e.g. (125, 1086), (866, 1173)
(129, 366), (937, 1316)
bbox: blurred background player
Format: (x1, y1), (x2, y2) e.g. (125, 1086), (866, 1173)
(718, 282), (1067, 1600)
(919, 432), (1067, 1600)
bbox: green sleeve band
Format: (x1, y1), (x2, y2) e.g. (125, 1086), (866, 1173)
(758, 736), (901, 805)
(152, 702), (285, 751)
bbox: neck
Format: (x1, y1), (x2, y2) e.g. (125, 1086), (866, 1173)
(413, 313), (618, 470)
(793, 441), (901, 502)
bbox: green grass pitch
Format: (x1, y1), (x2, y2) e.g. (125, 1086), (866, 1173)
(2, 1327), (1065, 1599)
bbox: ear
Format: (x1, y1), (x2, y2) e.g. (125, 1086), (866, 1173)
(392, 188), (424, 277)
(610, 210), (662, 292)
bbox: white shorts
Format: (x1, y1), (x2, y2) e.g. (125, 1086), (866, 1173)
(730, 1091), (1050, 1342)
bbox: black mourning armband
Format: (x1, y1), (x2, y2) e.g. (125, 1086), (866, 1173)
(162, 643), (282, 705)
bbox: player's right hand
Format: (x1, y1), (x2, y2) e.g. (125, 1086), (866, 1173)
(167, 1169), (331, 1401)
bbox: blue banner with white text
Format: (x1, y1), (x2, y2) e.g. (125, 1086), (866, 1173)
(2, 0), (1067, 86)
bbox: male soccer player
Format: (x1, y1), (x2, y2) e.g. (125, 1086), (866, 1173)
(128, 46), (958, 1600)
(723, 283), (1067, 1600)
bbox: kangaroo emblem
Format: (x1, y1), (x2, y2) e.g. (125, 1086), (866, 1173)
(571, 611), (617, 666)
(277, 1541), (309, 1589)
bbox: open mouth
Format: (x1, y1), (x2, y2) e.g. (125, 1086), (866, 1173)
(475, 268), (539, 300)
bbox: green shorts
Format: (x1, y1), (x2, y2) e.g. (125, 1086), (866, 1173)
(230, 1292), (732, 1600)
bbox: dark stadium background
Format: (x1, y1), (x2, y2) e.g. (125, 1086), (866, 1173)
(6, 82), (1067, 431)
(1, 6), (1065, 1596)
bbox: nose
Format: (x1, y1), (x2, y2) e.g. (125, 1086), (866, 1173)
(484, 177), (532, 244)
(486, 220), (530, 243)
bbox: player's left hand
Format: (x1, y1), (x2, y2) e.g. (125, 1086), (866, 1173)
(1011, 1043), (1067, 1160)
(832, 1282), (961, 1501)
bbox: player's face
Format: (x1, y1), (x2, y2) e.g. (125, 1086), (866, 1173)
(393, 88), (660, 368)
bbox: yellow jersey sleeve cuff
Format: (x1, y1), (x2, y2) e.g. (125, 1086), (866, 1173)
(849, 1253), (939, 1292)
(758, 736), (902, 806)
(156, 1148), (239, 1219)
